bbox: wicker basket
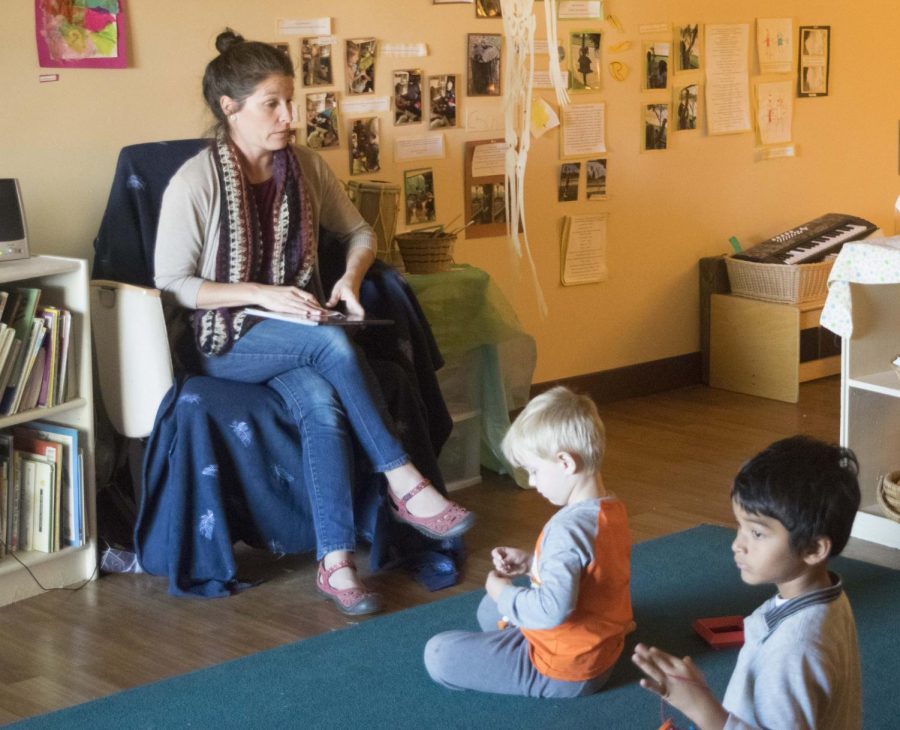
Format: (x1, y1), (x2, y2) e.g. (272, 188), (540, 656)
(395, 231), (456, 274)
(876, 471), (900, 523)
(724, 256), (834, 305)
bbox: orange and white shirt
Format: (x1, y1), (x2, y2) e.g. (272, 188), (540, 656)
(496, 496), (632, 681)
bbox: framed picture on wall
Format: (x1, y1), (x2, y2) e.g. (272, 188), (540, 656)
(428, 74), (458, 128)
(569, 31), (602, 91)
(675, 24), (701, 71)
(300, 37), (334, 87)
(558, 162), (580, 202)
(305, 92), (340, 150)
(642, 103), (670, 151)
(674, 83), (699, 131)
(467, 34), (501, 96)
(349, 117), (381, 174)
(404, 168), (436, 226)
(346, 38), (376, 95)
(643, 42), (670, 90)
(585, 158), (607, 200)
(475, 0), (502, 17)
(393, 69), (424, 125)
(798, 26), (830, 97)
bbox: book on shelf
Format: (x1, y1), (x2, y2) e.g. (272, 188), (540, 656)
(20, 422), (81, 547)
(29, 457), (54, 553)
(17, 422), (81, 548)
(13, 430), (63, 552)
(2, 317), (47, 415)
(0, 434), (8, 557)
(17, 455), (35, 552)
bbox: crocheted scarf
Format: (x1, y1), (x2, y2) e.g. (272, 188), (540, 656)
(194, 136), (315, 355)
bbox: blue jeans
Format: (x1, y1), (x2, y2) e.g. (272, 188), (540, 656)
(200, 319), (409, 558)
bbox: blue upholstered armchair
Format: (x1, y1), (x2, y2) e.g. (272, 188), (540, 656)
(91, 140), (459, 597)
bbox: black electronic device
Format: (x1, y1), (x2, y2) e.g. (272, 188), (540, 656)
(733, 212), (877, 265)
(0, 178), (31, 262)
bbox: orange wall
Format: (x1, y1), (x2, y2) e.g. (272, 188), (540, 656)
(2, 0), (897, 382)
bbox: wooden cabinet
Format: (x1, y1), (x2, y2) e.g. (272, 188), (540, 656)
(841, 282), (900, 549)
(0, 256), (96, 606)
(709, 293), (840, 403)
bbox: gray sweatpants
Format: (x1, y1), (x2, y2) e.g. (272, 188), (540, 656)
(423, 594), (612, 698)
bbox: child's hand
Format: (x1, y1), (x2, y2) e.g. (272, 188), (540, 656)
(491, 547), (530, 577)
(485, 570), (512, 601)
(631, 644), (728, 729)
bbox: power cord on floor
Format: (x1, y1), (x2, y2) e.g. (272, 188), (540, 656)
(0, 538), (99, 593)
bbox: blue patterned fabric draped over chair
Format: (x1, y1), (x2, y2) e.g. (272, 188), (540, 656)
(93, 140), (459, 597)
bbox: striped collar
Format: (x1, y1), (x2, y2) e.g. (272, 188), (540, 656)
(764, 571), (843, 632)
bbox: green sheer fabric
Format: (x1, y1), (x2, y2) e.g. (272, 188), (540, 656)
(405, 265), (536, 481)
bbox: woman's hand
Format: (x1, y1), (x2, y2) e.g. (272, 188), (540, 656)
(326, 274), (365, 317)
(491, 546), (530, 577)
(631, 644), (728, 730)
(254, 285), (330, 316)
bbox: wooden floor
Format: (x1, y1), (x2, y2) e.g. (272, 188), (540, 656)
(1, 377), (897, 723)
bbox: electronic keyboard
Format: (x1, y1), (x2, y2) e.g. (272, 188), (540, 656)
(733, 213), (877, 265)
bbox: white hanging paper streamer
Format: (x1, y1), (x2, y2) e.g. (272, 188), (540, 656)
(501, 0), (546, 316)
(544, 0), (570, 107)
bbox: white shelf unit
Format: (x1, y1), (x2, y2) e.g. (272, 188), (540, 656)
(0, 255), (96, 606)
(841, 281), (900, 549)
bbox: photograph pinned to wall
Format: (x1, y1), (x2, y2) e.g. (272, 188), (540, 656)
(585, 158), (607, 200)
(675, 24), (700, 71)
(301, 36), (334, 87)
(349, 117), (381, 175)
(428, 74), (457, 128)
(674, 83), (699, 131)
(393, 69), (424, 125)
(305, 92), (340, 150)
(35, 0), (128, 68)
(463, 139), (508, 238)
(643, 42), (670, 90)
(346, 38), (377, 95)
(404, 168), (437, 226)
(798, 26), (829, 97)
(475, 0), (502, 18)
(467, 33), (501, 96)
(643, 103), (670, 151)
(569, 32), (602, 91)
(558, 162), (581, 202)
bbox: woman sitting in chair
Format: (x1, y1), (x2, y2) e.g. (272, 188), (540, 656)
(154, 28), (474, 616)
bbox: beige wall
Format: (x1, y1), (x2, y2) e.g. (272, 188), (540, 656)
(2, 1), (898, 382)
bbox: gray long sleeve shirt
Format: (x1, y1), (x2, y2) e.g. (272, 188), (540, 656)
(722, 574), (861, 730)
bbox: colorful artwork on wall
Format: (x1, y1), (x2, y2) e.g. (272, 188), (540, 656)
(35, 0), (128, 69)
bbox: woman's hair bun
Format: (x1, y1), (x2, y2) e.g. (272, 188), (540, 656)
(215, 28), (245, 55)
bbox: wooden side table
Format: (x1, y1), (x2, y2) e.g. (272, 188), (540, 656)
(709, 293), (840, 403)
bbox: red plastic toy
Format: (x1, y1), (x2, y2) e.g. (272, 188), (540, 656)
(692, 615), (745, 649)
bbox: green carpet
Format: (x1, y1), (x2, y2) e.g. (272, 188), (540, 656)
(14, 526), (899, 729)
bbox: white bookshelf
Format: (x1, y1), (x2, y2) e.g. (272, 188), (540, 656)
(841, 281), (900, 549)
(0, 255), (96, 606)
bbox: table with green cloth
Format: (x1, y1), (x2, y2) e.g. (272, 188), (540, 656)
(405, 264), (536, 481)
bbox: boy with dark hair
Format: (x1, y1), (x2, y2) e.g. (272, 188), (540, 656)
(633, 435), (862, 730)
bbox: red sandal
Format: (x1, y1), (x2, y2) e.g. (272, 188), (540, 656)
(387, 480), (475, 540)
(316, 559), (383, 616)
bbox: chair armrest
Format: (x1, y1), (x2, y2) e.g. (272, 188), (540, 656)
(90, 279), (174, 438)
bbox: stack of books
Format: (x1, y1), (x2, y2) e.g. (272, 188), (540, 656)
(0, 421), (84, 556)
(0, 287), (73, 417)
